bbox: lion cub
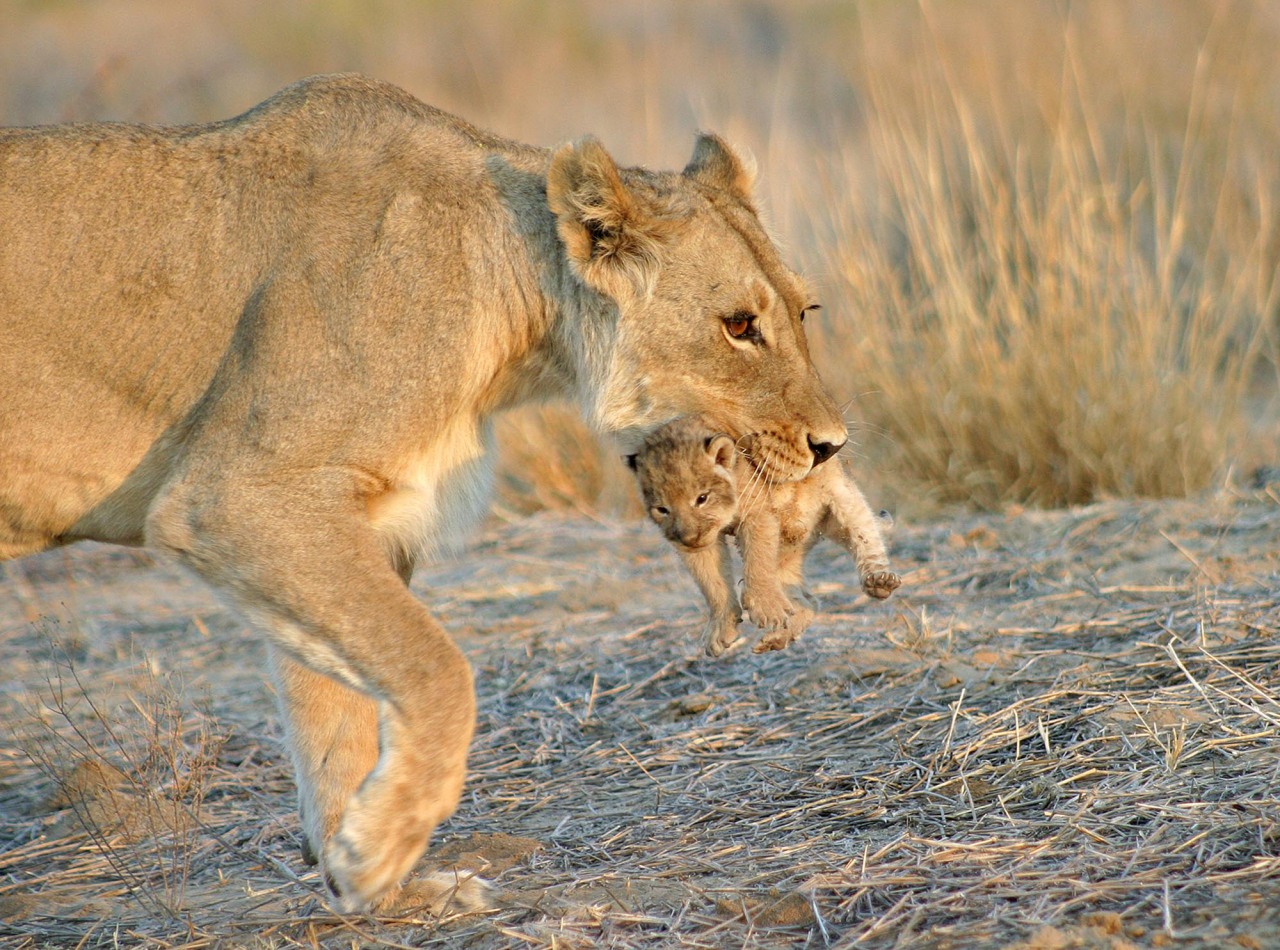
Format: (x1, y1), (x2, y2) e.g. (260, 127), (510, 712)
(628, 416), (900, 656)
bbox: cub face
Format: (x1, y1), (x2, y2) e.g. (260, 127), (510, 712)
(546, 134), (847, 482)
(628, 426), (739, 551)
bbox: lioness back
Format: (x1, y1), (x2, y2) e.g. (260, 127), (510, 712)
(0, 75), (531, 559)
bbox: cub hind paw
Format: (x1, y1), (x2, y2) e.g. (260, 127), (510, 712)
(751, 605), (813, 653)
(862, 570), (902, 600)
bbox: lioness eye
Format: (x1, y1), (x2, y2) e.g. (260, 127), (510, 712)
(695, 492), (710, 506)
(724, 313), (756, 340)
(801, 303), (821, 323)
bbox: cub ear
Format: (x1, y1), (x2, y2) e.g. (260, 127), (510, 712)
(547, 136), (674, 299)
(623, 453), (639, 471)
(683, 132), (757, 207)
(705, 433), (737, 471)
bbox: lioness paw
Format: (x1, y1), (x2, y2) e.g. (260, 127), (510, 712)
(325, 825), (421, 914)
(322, 778), (440, 913)
(863, 570), (902, 600)
(371, 871), (494, 917)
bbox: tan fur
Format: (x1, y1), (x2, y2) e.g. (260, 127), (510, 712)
(0, 75), (847, 912)
(631, 417), (900, 656)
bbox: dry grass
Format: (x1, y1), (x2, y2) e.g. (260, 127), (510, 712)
(18, 653), (223, 921)
(807, 1), (1280, 509)
(2, 0), (1276, 514)
(2, 491), (1278, 947)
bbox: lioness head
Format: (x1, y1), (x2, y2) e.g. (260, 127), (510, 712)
(546, 133), (847, 482)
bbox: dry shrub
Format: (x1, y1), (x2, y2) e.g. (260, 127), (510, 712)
(806, 1), (1280, 509)
(493, 405), (641, 520)
(20, 640), (224, 920)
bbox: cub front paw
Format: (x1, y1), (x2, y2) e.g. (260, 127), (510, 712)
(862, 570), (901, 600)
(753, 626), (796, 653)
(742, 591), (795, 631)
(702, 617), (744, 657)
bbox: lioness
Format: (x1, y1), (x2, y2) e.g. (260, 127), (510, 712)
(629, 416), (899, 656)
(0, 75), (847, 913)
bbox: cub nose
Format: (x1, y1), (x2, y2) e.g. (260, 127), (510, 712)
(808, 436), (845, 466)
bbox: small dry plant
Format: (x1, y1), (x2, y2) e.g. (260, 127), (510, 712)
(20, 638), (223, 921)
(494, 404), (641, 519)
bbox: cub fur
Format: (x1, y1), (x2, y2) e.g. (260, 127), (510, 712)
(630, 416), (900, 656)
(0, 75), (847, 913)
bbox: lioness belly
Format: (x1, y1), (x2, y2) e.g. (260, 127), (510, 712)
(366, 417), (496, 566)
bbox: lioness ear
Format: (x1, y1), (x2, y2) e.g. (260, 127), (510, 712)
(546, 137), (672, 299)
(705, 433), (736, 471)
(683, 133), (757, 207)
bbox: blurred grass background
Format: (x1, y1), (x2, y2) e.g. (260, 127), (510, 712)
(4, 0), (1277, 515)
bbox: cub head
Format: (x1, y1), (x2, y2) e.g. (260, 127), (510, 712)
(546, 133), (847, 483)
(627, 418), (739, 551)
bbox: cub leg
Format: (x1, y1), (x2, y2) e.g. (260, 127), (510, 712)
(677, 536), (743, 657)
(736, 509), (806, 651)
(775, 539), (813, 607)
(149, 475), (483, 914)
(823, 472), (901, 600)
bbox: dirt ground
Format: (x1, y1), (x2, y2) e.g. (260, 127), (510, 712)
(1, 490), (1278, 948)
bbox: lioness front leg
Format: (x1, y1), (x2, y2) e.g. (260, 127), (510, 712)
(677, 537), (743, 657)
(823, 475), (901, 600)
(270, 548), (420, 867)
(270, 649), (378, 867)
(149, 476), (482, 914)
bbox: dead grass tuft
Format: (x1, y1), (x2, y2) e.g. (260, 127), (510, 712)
(806, 2), (1280, 509)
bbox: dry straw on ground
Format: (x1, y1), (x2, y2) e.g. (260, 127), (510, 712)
(2, 490), (1277, 948)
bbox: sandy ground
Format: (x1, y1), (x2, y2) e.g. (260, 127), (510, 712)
(1, 491), (1278, 948)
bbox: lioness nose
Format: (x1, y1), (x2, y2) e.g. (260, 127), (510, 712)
(808, 436), (844, 466)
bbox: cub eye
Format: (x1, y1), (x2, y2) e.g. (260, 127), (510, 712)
(724, 312), (760, 342)
(695, 492), (710, 506)
(651, 505), (669, 519)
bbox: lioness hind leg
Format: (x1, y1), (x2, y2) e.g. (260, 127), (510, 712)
(269, 649), (379, 865)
